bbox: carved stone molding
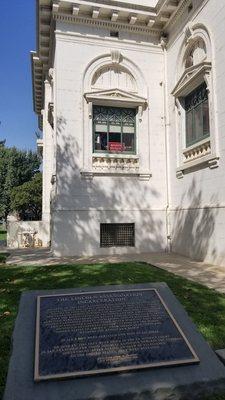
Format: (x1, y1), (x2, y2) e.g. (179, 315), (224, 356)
(84, 88), (147, 108)
(92, 155), (139, 173)
(164, 0), (191, 30)
(111, 50), (121, 64)
(171, 62), (212, 98)
(183, 139), (211, 163)
(184, 26), (193, 44)
(53, 14), (160, 37)
(80, 171), (94, 180)
(160, 34), (168, 49)
(176, 170), (184, 179)
(176, 153), (220, 176)
(208, 158), (219, 169)
(80, 156), (152, 180)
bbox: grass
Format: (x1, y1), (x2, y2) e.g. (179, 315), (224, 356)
(1, 261), (225, 399)
(0, 225), (6, 241)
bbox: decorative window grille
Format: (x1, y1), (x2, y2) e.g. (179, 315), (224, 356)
(93, 106), (136, 154)
(100, 223), (135, 247)
(185, 82), (210, 147)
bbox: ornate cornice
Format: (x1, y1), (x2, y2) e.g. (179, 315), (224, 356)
(32, 0), (203, 124)
(163, 0), (190, 31)
(53, 14), (160, 36)
(31, 51), (44, 116)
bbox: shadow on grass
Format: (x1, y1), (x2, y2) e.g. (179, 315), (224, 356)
(0, 227), (7, 241)
(1, 262), (225, 399)
(0, 253), (10, 264)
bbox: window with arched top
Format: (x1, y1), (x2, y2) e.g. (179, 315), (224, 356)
(92, 65), (137, 93)
(184, 38), (207, 70)
(172, 26), (219, 176)
(84, 52), (147, 158)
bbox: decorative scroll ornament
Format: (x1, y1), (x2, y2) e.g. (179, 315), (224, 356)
(184, 26), (193, 45)
(110, 49), (121, 64)
(160, 34), (168, 49)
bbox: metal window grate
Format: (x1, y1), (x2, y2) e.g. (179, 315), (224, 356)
(100, 223), (135, 247)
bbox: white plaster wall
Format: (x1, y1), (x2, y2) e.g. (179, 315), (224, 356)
(166, 0), (225, 265)
(51, 22), (168, 256)
(52, 210), (167, 257)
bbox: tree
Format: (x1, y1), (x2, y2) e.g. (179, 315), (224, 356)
(0, 143), (40, 220)
(10, 173), (42, 220)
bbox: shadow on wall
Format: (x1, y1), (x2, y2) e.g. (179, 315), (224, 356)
(50, 116), (167, 257)
(171, 178), (218, 262)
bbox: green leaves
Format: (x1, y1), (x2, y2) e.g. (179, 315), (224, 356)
(0, 144), (40, 220)
(10, 173), (42, 220)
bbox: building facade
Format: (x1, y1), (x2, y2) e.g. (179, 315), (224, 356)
(27, 0), (225, 264)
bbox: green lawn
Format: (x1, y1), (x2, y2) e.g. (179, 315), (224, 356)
(0, 224), (6, 241)
(1, 261), (225, 399)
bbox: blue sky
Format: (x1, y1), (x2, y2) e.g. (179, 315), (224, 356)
(0, 0), (38, 150)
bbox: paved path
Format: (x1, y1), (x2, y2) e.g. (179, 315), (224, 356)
(5, 248), (225, 293)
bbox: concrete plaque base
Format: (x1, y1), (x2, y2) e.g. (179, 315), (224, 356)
(4, 283), (225, 400)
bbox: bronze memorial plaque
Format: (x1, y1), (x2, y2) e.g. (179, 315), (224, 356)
(34, 289), (199, 381)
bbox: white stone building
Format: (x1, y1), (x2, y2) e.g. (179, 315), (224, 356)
(26, 0), (225, 264)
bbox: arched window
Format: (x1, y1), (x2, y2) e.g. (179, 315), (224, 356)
(184, 38), (207, 69)
(172, 25), (218, 175)
(84, 51), (147, 156)
(92, 65), (137, 93)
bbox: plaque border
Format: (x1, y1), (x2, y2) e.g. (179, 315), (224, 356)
(34, 288), (200, 381)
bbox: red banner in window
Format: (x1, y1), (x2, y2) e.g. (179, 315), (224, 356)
(108, 142), (125, 152)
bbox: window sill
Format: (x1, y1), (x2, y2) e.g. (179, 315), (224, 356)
(92, 154), (139, 173)
(93, 153), (138, 159)
(176, 153), (219, 178)
(182, 137), (211, 163)
(80, 169), (151, 181)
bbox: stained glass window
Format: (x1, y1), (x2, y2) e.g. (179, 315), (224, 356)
(185, 82), (210, 147)
(93, 106), (136, 153)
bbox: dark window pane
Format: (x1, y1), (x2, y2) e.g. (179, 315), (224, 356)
(203, 100), (210, 136)
(194, 104), (203, 141)
(94, 132), (107, 151)
(186, 111), (193, 146)
(123, 133), (135, 152)
(185, 82), (210, 147)
(109, 132), (121, 142)
(93, 105), (136, 153)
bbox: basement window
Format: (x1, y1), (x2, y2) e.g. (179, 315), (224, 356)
(100, 223), (135, 247)
(110, 31), (119, 38)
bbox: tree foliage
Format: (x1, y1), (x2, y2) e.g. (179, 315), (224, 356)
(10, 173), (42, 220)
(0, 142), (40, 219)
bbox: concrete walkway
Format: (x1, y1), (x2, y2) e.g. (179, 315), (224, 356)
(4, 248), (225, 293)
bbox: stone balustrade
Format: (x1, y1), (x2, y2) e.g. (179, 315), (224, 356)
(183, 139), (211, 163)
(92, 155), (139, 173)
